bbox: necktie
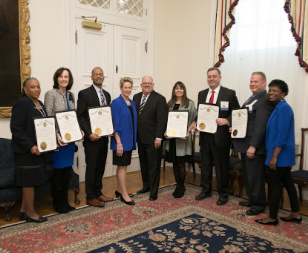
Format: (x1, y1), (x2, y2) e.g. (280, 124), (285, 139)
(243, 95), (255, 106)
(209, 90), (215, 104)
(139, 95), (146, 114)
(99, 90), (106, 106)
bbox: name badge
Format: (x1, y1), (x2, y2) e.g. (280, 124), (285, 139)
(220, 101), (229, 111)
(245, 100), (257, 113)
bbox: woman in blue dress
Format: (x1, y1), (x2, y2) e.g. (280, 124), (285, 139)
(44, 67), (78, 213)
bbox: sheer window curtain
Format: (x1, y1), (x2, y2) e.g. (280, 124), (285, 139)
(218, 0), (308, 135)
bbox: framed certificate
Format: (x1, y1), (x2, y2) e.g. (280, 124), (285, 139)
(34, 117), (57, 152)
(55, 110), (83, 143)
(197, 104), (219, 133)
(88, 106), (114, 136)
(231, 108), (248, 138)
(166, 110), (189, 138)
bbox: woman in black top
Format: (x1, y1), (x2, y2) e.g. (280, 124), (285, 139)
(10, 77), (48, 223)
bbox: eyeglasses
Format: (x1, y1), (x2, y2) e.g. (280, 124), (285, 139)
(92, 73), (104, 77)
(142, 82), (153, 85)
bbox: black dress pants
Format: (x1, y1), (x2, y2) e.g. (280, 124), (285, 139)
(137, 140), (163, 198)
(241, 153), (266, 211)
(200, 134), (230, 198)
(83, 137), (108, 201)
(268, 166), (300, 219)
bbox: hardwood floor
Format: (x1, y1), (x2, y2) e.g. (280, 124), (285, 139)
(1, 166), (307, 227)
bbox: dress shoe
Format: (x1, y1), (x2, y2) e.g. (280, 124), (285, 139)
(86, 199), (105, 207)
(172, 186), (180, 197)
(195, 192), (212, 201)
(137, 188), (150, 194)
(24, 214), (48, 223)
(239, 201), (251, 207)
(120, 195), (135, 205)
(98, 195), (113, 202)
(217, 198), (228, 205)
(18, 211), (26, 220)
(115, 190), (134, 198)
(255, 219), (278, 226)
(246, 208), (264, 216)
(280, 216), (302, 223)
(174, 187), (185, 198)
(149, 196), (157, 201)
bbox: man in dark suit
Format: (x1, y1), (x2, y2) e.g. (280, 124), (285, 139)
(77, 67), (113, 207)
(196, 67), (240, 205)
(133, 76), (168, 201)
(233, 72), (274, 215)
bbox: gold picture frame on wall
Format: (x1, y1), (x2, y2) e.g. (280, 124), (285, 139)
(0, 0), (30, 118)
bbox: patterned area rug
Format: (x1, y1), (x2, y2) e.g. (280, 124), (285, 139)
(0, 184), (307, 252)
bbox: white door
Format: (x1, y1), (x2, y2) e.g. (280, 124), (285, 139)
(113, 26), (147, 174)
(74, 19), (147, 180)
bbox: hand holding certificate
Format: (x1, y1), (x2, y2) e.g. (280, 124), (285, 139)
(166, 111), (189, 138)
(88, 106), (114, 136)
(34, 117), (57, 152)
(231, 109), (248, 138)
(197, 104), (219, 133)
(55, 110), (83, 143)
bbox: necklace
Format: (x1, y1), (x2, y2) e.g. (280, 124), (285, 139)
(32, 101), (46, 117)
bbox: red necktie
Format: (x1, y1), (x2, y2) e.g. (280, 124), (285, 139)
(209, 90), (215, 104)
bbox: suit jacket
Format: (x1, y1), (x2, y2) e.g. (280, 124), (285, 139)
(44, 89), (75, 116)
(77, 85), (111, 138)
(198, 86), (240, 147)
(233, 90), (274, 154)
(133, 90), (168, 144)
(10, 96), (46, 154)
(110, 95), (137, 151)
(265, 99), (295, 167)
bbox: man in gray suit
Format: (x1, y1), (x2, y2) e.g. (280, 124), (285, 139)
(233, 72), (274, 215)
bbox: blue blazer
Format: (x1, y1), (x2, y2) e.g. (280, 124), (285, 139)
(265, 99), (295, 167)
(110, 95), (137, 151)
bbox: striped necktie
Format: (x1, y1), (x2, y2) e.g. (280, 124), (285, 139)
(99, 90), (106, 106)
(139, 95), (146, 114)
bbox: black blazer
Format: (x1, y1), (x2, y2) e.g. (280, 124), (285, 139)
(10, 96), (46, 154)
(77, 85), (111, 138)
(198, 86), (240, 147)
(133, 90), (168, 144)
(233, 90), (274, 154)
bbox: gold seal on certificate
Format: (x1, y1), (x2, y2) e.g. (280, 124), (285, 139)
(64, 133), (71, 141)
(95, 128), (102, 135)
(55, 110), (83, 143)
(166, 111), (189, 138)
(40, 142), (47, 150)
(231, 109), (248, 138)
(197, 104), (219, 133)
(199, 123), (206, 130)
(34, 117), (57, 153)
(168, 129), (176, 136)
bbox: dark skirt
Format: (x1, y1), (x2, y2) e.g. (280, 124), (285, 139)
(14, 151), (47, 187)
(165, 139), (193, 164)
(113, 150), (132, 166)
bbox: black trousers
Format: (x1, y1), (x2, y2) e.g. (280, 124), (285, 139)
(137, 140), (162, 198)
(83, 137), (108, 201)
(200, 135), (230, 198)
(268, 166), (300, 219)
(241, 153), (266, 211)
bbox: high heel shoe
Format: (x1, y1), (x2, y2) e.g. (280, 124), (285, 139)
(280, 216), (302, 223)
(24, 213), (48, 223)
(255, 219), (278, 226)
(120, 195), (135, 205)
(18, 211), (26, 220)
(115, 190), (134, 198)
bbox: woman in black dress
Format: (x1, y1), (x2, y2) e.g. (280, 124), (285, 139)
(165, 81), (197, 198)
(10, 77), (48, 223)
